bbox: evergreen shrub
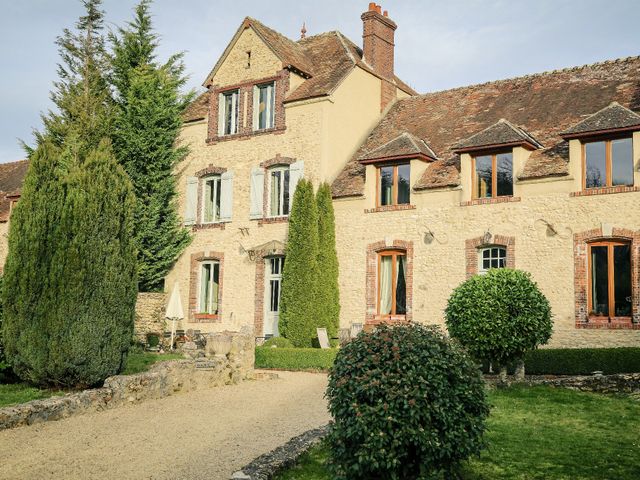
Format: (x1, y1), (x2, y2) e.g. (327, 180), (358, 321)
(326, 324), (489, 479)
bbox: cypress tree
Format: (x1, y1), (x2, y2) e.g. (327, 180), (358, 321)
(110, 0), (192, 291)
(279, 180), (321, 347)
(3, 140), (137, 388)
(316, 183), (340, 338)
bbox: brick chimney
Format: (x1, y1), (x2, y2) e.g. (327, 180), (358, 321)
(361, 3), (397, 80)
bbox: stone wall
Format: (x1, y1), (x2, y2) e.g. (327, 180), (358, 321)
(0, 330), (254, 431)
(135, 292), (167, 343)
(531, 373), (640, 394)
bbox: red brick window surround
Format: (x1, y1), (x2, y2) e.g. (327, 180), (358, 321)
(366, 240), (413, 325)
(465, 234), (515, 278)
(260, 155), (296, 224)
(193, 165), (227, 231)
(574, 227), (640, 329)
(206, 70), (289, 144)
(189, 251), (224, 323)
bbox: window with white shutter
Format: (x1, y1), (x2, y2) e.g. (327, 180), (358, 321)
(219, 171), (234, 222)
(288, 161), (304, 208)
(249, 167), (265, 219)
(184, 176), (198, 225)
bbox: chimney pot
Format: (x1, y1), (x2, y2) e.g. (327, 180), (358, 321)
(375, 4), (382, 13)
(383, 10), (388, 16)
(368, 2), (376, 11)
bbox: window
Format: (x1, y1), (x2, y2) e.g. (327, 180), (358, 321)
(264, 256), (284, 337)
(269, 166), (290, 217)
(479, 246), (507, 274)
(473, 152), (513, 198)
(378, 163), (410, 206)
(584, 137), (633, 189)
(199, 261), (220, 315)
(378, 250), (407, 316)
(202, 176), (221, 223)
(220, 90), (239, 135)
(254, 82), (275, 130)
(589, 241), (632, 318)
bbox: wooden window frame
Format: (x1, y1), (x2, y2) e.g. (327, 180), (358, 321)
(587, 240), (632, 320)
(376, 163), (410, 207)
(254, 81), (276, 131)
(377, 249), (406, 317)
(478, 245), (507, 274)
(198, 260), (220, 317)
(471, 151), (513, 199)
(201, 175), (222, 224)
(268, 165), (290, 218)
(220, 89), (239, 136)
(581, 136), (634, 190)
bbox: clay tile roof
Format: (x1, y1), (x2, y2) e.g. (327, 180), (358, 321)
(358, 132), (437, 162)
(0, 159), (29, 222)
(333, 55), (640, 197)
(182, 91), (209, 122)
(561, 101), (640, 138)
(453, 118), (543, 152)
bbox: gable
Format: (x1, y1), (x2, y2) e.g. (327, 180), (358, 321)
(209, 27), (283, 88)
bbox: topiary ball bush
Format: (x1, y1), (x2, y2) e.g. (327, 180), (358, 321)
(445, 268), (553, 367)
(263, 337), (294, 348)
(326, 324), (489, 480)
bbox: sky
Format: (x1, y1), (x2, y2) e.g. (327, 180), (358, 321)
(0, 0), (638, 162)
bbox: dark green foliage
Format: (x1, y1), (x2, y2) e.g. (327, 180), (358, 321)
(110, 0), (192, 291)
(279, 180), (321, 347)
(255, 347), (337, 371)
(0, 276), (12, 382)
(2, 140), (137, 388)
(37, 0), (113, 156)
(445, 269), (553, 367)
(262, 337), (295, 348)
(522, 347), (640, 375)
(326, 324), (489, 480)
(315, 183), (340, 339)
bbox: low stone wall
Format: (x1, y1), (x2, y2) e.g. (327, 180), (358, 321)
(0, 330), (254, 431)
(530, 373), (640, 394)
(135, 292), (167, 343)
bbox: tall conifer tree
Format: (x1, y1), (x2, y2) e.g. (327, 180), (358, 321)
(316, 183), (340, 338)
(110, 0), (191, 291)
(279, 180), (321, 347)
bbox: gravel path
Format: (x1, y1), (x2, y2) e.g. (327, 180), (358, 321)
(0, 371), (329, 480)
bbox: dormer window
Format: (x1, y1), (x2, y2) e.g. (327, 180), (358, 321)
(472, 152), (513, 199)
(378, 163), (410, 206)
(219, 90), (239, 136)
(584, 137), (633, 189)
(254, 82), (275, 130)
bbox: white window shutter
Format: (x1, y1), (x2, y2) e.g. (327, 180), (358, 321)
(289, 161), (304, 205)
(253, 86), (259, 130)
(217, 93), (225, 136)
(184, 176), (198, 225)
(219, 171), (234, 222)
(250, 167), (265, 219)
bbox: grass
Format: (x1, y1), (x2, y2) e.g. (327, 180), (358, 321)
(121, 351), (184, 375)
(0, 383), (65, 408)
(275, 386), (640, 480)
(255, 347), (338, 371)
(0, 351), (183, 407)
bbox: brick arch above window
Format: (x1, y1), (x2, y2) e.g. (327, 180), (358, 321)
(573, 227), (640, 329)
(366, 239), (413, 325)
(195, 165), (227, 178)
(189, 251), (225, 323)
(465, 234), (515, 278)
(261, 154), (296, 169)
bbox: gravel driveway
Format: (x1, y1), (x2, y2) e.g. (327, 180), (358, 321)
(0, 371), (329, 480)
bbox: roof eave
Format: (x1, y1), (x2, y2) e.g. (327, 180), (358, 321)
(358, 153), (435, 165)
(453, 140), (539, 154)
(560, 124), (640, 140)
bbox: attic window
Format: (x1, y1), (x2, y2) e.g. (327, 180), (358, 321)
(583, 137), (633, 189)
(472, 152), (513, 199)
(246, 51), (251, 69)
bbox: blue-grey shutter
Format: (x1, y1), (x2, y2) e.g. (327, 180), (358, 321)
(219, 171), (234, 222)
(289, 161), (304, 206)
(250, 167), (265, 219)
(184, 176), (198, 225)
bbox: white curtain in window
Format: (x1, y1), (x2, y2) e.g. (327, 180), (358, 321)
(380, 256), (392, 315)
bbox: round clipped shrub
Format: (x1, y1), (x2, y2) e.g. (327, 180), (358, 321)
(263, 337), (294, 348)
(326, 324), (489, 480)
(445, 268), (552, 369)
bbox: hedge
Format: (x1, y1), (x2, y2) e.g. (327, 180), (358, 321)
(522, 347), (640, 375)
(255, 347), (338, 371)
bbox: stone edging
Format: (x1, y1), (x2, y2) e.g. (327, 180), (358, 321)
(484, 372), (640, 394)
(230, 425), (329, 480)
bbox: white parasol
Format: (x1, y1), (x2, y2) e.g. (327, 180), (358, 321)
(165, 282), (184, 350)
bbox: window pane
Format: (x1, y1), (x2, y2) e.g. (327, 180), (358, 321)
(475, 155), (492, 198)
(612, 138), (634, 187)
(395, 255), (407, 314)
(270, 170), (281, 216)
(258, 85), (268, 129)
(397, 164), (411, 204)
(585, 141), (606, 188)
(200, 264), (211, 313)
(379, 166), (393, 205)
(283, 169), (290, 215)
(215, 178), (221, 219)
(379, 255), (393, 314)
(614, 244), (632, 317)
(496, 153), (513, 196)
(204, 179), (214, 222)
(270, 280), (280, 312)
(212, 263), (220, 314)
(590, 246), (609, 315)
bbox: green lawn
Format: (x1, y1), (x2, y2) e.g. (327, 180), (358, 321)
(0, 352), (183, 407)
(275, 386), (640, 480)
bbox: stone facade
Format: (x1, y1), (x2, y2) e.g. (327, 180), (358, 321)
(134, 292), (167, 343)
